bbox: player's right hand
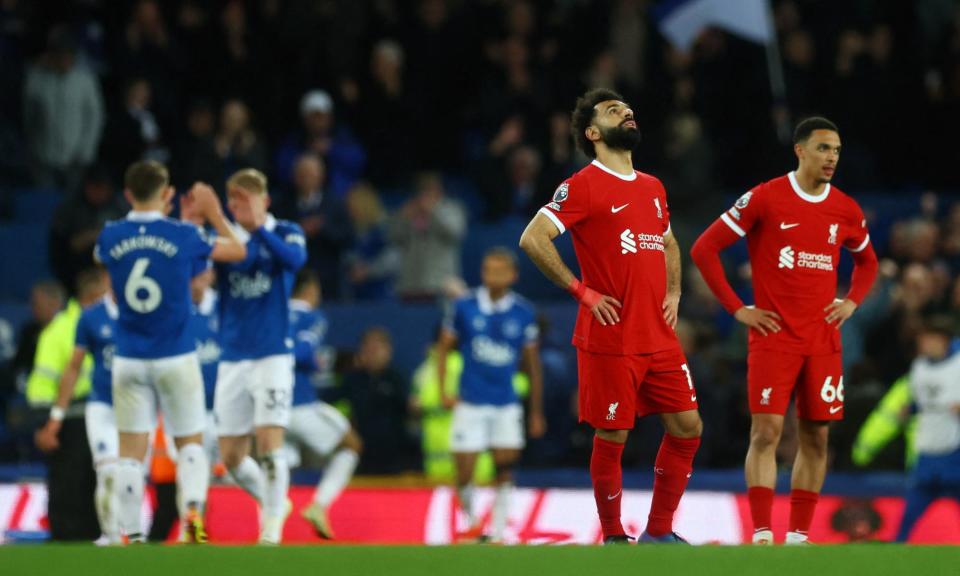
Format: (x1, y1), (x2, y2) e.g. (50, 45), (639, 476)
(568, 279), (621, 326)
(734, 306), (781, 336)
(34, 420), (61, 453)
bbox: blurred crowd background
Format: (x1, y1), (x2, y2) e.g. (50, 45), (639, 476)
(1, 0), (959, 478)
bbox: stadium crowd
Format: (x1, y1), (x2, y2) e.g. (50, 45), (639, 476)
(1, 0), (960, 480)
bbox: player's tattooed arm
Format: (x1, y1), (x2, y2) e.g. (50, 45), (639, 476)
(520, 212), (621, 325)
(663, 231), (681, 329)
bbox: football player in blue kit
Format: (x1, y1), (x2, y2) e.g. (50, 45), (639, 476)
(95, 162), (246, 543)
(213, 168), (306, 545)
(437, 247), (546, 543)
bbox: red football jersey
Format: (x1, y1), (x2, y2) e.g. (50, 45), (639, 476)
(720, 172), (871, 355)
(540, 160), (678, 355)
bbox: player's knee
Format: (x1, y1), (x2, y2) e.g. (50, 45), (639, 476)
(595, 428), (629, 444)
(341, 429), (363, 454)
(222, 450), (244, 470)
(750, 422), (782, 449)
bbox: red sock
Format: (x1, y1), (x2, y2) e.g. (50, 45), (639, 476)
(591, 436), (626, 538)
(747, 486), (775, 532)
(646, 434), (700, 537)
(788, 489), (819, 534)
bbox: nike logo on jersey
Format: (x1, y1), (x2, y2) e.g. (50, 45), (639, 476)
(829, 405), (843, 414)
(690, 395), (697, 402)
(606, 490), (622, 500)
(611, 204), (629, 213)
(780, 222), (800, 230)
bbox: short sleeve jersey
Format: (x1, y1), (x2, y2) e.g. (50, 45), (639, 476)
(95, 212), (214, 359)
(74, 297), (117, 404)
(538, 160), (677, 355)
(444, 288), (538, 406)
(718, 172), (871, 355)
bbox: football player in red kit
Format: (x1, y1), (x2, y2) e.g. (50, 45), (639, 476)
(520, 88), (702, 544)
(690, 117), (878, 544)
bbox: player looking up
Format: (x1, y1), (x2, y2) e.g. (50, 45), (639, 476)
(519, 89), (702, 544)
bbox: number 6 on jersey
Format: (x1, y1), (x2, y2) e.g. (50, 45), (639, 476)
(125, 257), (163, 313)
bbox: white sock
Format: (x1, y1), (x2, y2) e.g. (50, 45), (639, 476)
(456, 484), (476, 526)
(315, 449), (359, 508)
(176, 443), (209, 516)
(229, 455), (265, 503)
(95, 462), (120, 541)
(491, 482), (513, 541)
(260, 451), (290, 519)
(114, 458), (145, 540)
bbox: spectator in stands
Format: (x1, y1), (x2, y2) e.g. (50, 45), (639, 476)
(49, 165), (127, 294)
(389, 173), (466, 301)
(22, 25), (104, 192)
(101, 77), (169, 181)
(344, 182), (399, 300)
(279, 153), (352, 300)
(170, 99), (220, 190)
(339, 327), (418, 474)
(355, 39), (415, 188)
(478, 118), (543, 220)
(213, 98), (268, 187)
(275, 89), (366, 198)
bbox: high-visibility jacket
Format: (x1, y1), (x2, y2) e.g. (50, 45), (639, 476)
(412, 348), (530, 482)
(851, 375), (917, 468)
(25, 299), (92, 407)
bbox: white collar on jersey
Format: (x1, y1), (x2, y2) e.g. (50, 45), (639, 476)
(264, 213), (278, 232)
(103, 294), (118, 319)
(198, 288), (218, 315)
(126, 210), (165, 221)
(477, 286), (515, 314)
(788, 171), (831, 203)
(591, 159), (637, 181)
(289, 298), (314, 313)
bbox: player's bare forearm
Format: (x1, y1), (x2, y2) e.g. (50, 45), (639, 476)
(54, 348), (86, 411)
(436, 330), (457, 404)
(523, 344), (544, 414)
(664, 231), (681, 296)
(208, 210), (247, 262)
(519, 213), (575, 289)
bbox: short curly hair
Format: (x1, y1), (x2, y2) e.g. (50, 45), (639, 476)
(570, 88), (626, 159)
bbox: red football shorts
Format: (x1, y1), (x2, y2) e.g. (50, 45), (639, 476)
(577, 346), (699, 430)
(747, 349), (844, 420)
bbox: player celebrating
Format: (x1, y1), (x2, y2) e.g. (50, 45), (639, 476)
(95, 162), (246, 543)
(437, 247), (545, 543)
(35, 268), (115, 543)
(214, 168), (306, 545)
(286, 270), (363, 540)
(690, 117), (879, 544)
(519, 89), (702, 544)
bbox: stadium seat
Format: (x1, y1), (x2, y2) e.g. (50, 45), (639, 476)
(0, 224), (51, 301)
(13, 189), (63, 224)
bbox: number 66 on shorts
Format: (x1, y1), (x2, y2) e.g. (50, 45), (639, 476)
(747, 349), (844, 420)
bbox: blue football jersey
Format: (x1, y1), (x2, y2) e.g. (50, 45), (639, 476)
(445, 288), (538, 406)
(191, 289), (221, 411)
(217, 215), (307, 361)
(95, 212), (214, 359)
(289, 300), (331, 406)
(74, 296), (117, 404)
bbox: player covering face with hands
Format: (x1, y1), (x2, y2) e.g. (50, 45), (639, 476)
(520, 88), (702, 544)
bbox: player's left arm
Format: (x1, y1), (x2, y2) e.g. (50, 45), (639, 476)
(521, 341), (546, 438)
(662, 229), (681, 329)
(826, 205), (879, 328)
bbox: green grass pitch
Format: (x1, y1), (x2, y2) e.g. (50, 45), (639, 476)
(3, 544), (959, 576)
